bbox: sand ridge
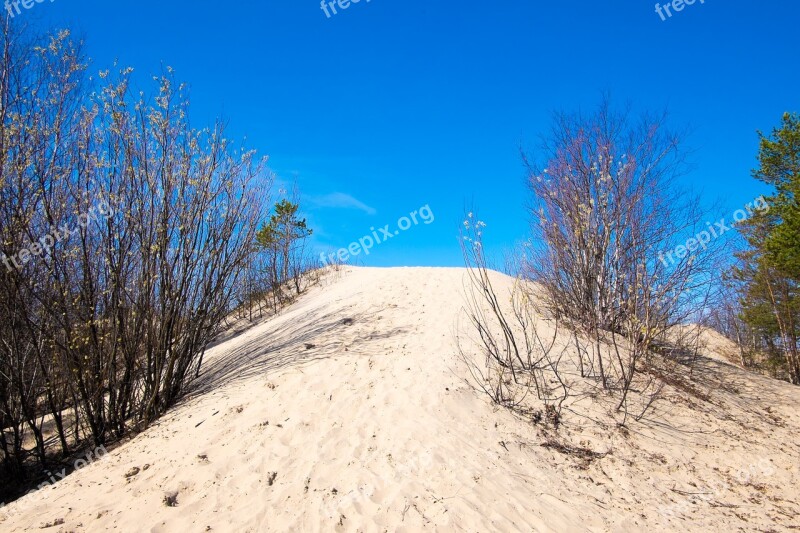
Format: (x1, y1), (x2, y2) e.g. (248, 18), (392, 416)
(1, 267), (798, 532)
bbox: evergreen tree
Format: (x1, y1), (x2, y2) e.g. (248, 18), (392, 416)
(255, 199), (313, 289)
(736, 112), (800, 384)
(758, 113), (800, 278)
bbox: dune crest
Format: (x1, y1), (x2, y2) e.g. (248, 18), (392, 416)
(2, 267), (798, 532)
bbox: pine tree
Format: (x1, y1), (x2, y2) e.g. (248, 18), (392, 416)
(758, 113), (800, 279)
(736, 112), (800, 384)
(255, 199), (313, 290)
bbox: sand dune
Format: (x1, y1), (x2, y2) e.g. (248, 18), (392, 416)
(1, 267), (798, 532)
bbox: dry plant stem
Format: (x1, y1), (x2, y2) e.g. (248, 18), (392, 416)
(459, 212), (568, 418)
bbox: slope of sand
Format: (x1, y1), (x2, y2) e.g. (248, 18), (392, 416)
(1, 267), (798, 532)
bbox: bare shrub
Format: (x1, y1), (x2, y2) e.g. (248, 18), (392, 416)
(461, 100), (725, 428)
(521, 99), (723, 418)
(0, 23), (271, 500)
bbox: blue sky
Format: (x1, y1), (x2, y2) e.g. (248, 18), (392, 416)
(23, 0), (800, 267)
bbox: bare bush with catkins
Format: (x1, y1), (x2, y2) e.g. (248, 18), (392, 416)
(522, 100), (726, 419)
(461, 99), (726, 425)
(0, 23), (270, 501)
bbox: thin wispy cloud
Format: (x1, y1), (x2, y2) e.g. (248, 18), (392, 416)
(308, 192), (377, 215)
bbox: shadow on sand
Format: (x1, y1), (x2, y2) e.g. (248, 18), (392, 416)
(187, 304), (406, 399)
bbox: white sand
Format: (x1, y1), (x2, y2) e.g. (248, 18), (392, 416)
(1, 267), (798, 532)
